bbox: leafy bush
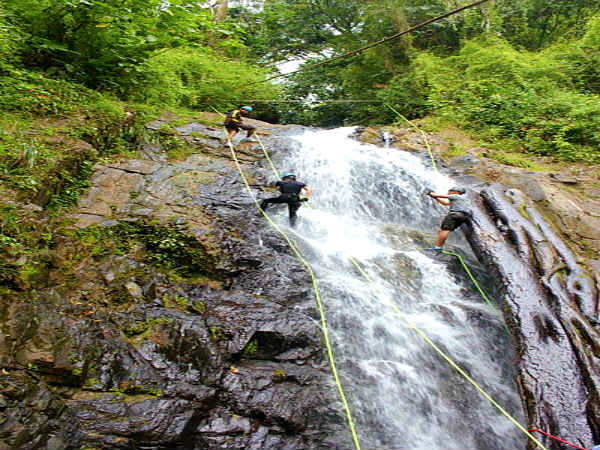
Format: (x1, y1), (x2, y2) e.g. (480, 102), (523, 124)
(385, 30), (600, 162)
(129, 48), (283, 110)
(2, 0), (245, 93)
(0, 7), (19, 64)
(0, 67), (99, 116)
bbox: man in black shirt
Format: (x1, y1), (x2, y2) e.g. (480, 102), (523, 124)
(260, 173), (312, 227)
(427, 186), (471, 250)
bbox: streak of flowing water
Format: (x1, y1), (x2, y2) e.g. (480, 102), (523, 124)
(267, 128), (525, 450)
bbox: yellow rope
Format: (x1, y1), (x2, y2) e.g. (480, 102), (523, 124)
(442, 250), (497, 310)
(385, 104), (437, 172)
(255, 134), (280, 179)
(347, 256), (548, 450)
(224, 131), (362, 450)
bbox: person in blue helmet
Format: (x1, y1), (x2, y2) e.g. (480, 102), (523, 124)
(260, 173), (312, 227)
(223, 106), (256, 143)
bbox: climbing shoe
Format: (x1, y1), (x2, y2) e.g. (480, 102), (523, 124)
(424, 247), (443, 252)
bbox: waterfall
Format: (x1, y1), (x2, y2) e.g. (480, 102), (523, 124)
(266, 127), (525, 450)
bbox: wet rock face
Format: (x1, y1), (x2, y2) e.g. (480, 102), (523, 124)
(464, 185), (600, 449)
(353, 125), (600, 448)
(0, 121), (347, 450)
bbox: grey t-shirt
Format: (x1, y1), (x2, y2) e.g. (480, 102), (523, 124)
(448, 194), (471, 214)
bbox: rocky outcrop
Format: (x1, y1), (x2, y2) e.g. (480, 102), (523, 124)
(0, 118), (347, 450)
(464, 185), (600, 450)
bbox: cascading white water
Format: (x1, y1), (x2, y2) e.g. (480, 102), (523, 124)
(267, 128), (525, 450)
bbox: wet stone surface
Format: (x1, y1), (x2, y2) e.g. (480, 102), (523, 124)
(0, 121), (348, 450)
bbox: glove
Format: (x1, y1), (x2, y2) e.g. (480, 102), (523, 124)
(426, 190), (434, 197)
(301, 198), (309, 202)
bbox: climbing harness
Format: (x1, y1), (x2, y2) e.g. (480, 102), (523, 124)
(225, 131), (362, 450)
(529, 429), (586, 450)
(250, 128), (548, 450)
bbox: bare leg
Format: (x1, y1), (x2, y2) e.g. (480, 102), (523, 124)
(435, 230), (451, 247)
(227, 129), (237, 141)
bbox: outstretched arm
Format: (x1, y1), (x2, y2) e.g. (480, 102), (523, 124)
(428, 192), (450, 206)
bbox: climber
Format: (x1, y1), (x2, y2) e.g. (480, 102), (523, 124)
(426, 187), (472, 250)
(260, 173), (312, 227)
(223, 106), (256, 144)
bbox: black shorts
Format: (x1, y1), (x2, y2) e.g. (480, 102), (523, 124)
(224, 121), (255, 132)
(440, 212), (470, 231)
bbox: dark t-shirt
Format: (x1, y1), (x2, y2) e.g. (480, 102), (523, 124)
(276, 180), (306, 196)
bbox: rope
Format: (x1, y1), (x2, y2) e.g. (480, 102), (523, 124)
(441, 250), (496, 310)
(384, 105), (506, 318)
(254, 0), (492, 85)
(224, 131), (362, 450)
(347, 256), (549, 450)
(529, 429), (586, 450)
(255, 134), (280, 179)
(385, 104), (437, 172)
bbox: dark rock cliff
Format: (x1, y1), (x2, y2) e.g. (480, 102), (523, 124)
(3, 116), (599, 450)
(464, 185), (600, 450)
(0, 119), (348, 450)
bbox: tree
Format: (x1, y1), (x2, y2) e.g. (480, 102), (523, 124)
(2, 0), (243, 92)
(214, 0), (229, 23)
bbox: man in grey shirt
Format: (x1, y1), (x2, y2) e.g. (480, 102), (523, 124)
(427, 187), (471, 250)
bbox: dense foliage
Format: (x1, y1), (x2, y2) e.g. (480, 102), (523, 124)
(381, 21), (600, 161)
(1, 0), (280, 109)
(132, 48), (281, 110)
(239, 0), (600, 161)
(2, 0), (600, 161)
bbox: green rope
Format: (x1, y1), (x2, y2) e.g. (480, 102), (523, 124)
(348, 256), (548, 450)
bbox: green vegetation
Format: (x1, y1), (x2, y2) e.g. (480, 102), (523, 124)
(242, 339), (258, 358)
(240, 0), (600, 162)
(209, 326), (226, 342)
(134, 48), (282, 110)
(389, 29), (600, 162)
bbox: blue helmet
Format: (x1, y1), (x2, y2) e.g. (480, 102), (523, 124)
(241, 106), (252, 112)
(281, 173), (296, 180)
